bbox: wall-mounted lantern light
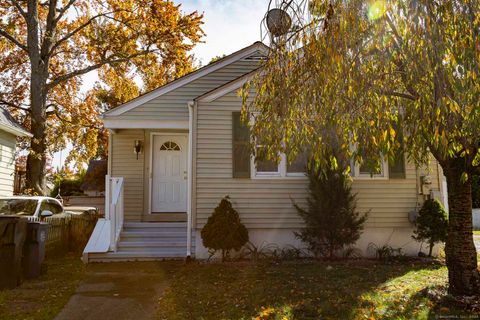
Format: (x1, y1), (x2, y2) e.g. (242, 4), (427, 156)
(134, 140), (142, 160)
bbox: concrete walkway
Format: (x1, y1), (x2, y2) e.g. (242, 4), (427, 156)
(55, 261), (178, 320)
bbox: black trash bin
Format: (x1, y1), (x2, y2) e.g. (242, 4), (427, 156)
(0, 216), (27, 289)
(23, 221), (48, 279)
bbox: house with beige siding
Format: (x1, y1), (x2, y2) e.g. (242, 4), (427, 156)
(0, 108), (31, 196)
(83, 42), (447, 262)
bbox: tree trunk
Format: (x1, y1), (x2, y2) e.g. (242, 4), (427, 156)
(26, 74), (48, 195)
(25, 0), (48, 195)
(444, 160), (479, 295)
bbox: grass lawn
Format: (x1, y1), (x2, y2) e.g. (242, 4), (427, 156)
(0, 255), (85, 320)
(157, 260), (474, 320)
(473, 230), (480, 235)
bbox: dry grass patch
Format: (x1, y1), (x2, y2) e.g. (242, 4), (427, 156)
(0, 255), (85, 320)
(157, 260), (476, 320)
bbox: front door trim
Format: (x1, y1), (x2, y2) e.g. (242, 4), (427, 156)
(148, 132), (188, 214)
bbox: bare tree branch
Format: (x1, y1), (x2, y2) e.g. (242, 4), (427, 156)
(41, 0), (58, 59)
(0, 27), (28, 52)
(0, 99), (30, 112)
(46, 51), (155, 89)
(9, 0), (27, 19)
(380, 91), (417, 101)
(54, 0), (77, 23)
(385, 13), (403, 47)
(49, 10), (126, 55)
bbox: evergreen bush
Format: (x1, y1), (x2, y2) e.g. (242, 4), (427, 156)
(294, 164), (367, 259)
(201, 196), (249, 261)
(413, 199), (448, 256)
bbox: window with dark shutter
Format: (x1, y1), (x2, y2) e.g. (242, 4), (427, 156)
(232, 112), (251, 178)
(388, 125), (406, 179)
(389, 151), (406, 179)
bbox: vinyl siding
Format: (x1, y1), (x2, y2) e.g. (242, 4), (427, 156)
(195, 90), (442, 230)
(0, 130), (16, 196)
(111, 130), (144, 221)
(109, 59), (261, 121)
(109, 56), (262, 221)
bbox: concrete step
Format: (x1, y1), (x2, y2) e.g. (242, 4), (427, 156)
(122, 228), (188, 233)
(121, 231), (190, 238)
(117, 247), (190, 254)
(123, 222), (187, 228)
(88, 251), (188, 262)
(118, 241), (193, 248)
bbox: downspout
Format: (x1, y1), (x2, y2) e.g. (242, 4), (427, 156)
(187, 101), (195, 257)
(107, 130), (113, 176)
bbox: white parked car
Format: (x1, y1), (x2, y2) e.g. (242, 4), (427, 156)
(0, 196), (97, 220)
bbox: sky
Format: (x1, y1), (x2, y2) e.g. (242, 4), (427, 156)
(52, 0), (270, 169)
(180, 0), (269, 64)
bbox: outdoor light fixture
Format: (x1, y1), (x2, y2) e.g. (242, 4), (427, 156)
(134, 140), (142, 160)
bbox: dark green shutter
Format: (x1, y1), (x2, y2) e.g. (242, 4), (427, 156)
(389, 151), (406, 179)
(232, 112), (250, 178)
(389, 125), (406, 179)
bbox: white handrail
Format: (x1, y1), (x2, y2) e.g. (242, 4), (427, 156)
(83, 175), (124, 262)
(107, 176), (124, 251)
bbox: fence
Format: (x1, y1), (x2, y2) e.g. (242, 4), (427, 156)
(63, 196), (105, 216)
(42, 215), (98, 255)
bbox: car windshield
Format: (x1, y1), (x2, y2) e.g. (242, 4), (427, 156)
(0, 199), (38, 216)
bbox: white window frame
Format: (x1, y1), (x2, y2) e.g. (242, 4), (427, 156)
(251, 146), (282, 178)
(249, 114), (306, 179)
(351, 156), (389, 180)
(251, 153), (307, 179)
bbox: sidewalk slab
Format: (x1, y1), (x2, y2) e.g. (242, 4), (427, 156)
(55, 261), (179, 320)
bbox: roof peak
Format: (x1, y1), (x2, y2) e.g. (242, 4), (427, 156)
(104, 42), (269, 118)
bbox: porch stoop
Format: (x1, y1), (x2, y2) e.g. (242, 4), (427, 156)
(87, 222), (195, 262)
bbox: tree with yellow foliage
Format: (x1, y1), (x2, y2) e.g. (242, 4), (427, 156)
(245, 0), (480, 295)
(0, 0), (204, 194)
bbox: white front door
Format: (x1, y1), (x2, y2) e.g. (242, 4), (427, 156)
(151, 135), (188, 212)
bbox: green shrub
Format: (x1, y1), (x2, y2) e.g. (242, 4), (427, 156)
(294, 164), (367, 259)
(413, 199), (448, 256)
(201, 196), (249, 261)
(50, 178), (84, 197)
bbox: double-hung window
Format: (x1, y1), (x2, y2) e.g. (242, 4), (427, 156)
(252, 148), (308, 179)
(252, 153), (308, 178)
(352, 154), (388, 179)
(231, 111), (307, 179)
(351, 151), (406, 180)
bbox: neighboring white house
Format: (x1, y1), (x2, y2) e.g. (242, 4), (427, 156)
(83, 42), (447, 262)
(0, 108), (32, 196)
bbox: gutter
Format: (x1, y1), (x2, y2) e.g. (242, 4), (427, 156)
(0, 123), (32, 138)
(187, 101), (195, 257)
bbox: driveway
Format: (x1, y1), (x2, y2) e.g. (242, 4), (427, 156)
(55, 261), (179, 320)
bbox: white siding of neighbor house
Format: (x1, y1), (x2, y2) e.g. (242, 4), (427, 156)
(110, 130), (145, 221)
(0, 130), (17, 196)
(194, 90), (443, 230)
(108, 59), (262, 122)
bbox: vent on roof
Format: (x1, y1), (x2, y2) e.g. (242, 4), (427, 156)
(243, 51), (267, 61)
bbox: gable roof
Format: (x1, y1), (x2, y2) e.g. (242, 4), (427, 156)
(103, 42), (269, 117)
(0, 108), (32, 137)
(196, 69), (259, 103)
